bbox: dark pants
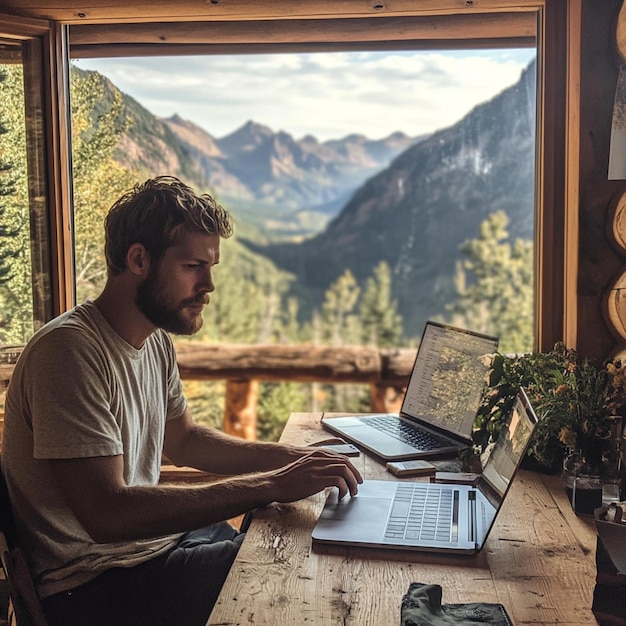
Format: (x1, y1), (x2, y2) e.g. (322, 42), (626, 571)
(41, 522), (244, 626)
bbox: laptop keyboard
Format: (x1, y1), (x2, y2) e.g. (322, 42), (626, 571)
(361, 415), (456, 450)
(384, 483), (458, 542)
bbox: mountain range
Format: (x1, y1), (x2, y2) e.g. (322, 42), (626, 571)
(77, 59), (536, 338)
(94, 72), (418, 242)
(249, 61), (537, 334)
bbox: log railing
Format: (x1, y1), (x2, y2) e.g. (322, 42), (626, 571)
(0, 342), (416, 440)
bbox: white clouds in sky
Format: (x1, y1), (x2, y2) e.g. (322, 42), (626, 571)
(73, 49), (536, 141)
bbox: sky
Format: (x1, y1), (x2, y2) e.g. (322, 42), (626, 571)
(73, 48), (536, 142)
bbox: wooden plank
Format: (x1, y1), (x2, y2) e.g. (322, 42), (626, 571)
(68, 13), (537, 47)
(1, 1), (544, 26)
(0, 13), (50, 37)
(0, 343), (412, 402)
(69, 38), (537, 59)
(175, 342), (383, 383)
(224, 380), (258, 439)
(487, 471), (597, 624)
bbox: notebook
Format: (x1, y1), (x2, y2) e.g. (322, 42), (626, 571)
(321, 321), (498, 460)
(312, 388), (538, 555)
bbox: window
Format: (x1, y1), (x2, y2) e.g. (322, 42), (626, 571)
(68, 20), (540, 434)
(0, 16), (73, 428)
(0, 36), (53, 344)
(0, 2), (570, 440)
(71, 48), (538, 353)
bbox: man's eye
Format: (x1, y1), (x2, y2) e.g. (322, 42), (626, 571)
(186, 264), (201, 270)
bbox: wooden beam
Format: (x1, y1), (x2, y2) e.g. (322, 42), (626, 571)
(71, 39), (537, 59)
(175, 342), (385, 384)
(0, 13), (50, 38)
(224, 379), (258, 439)
(534, 0), (568, 352)
(1, 1), (545, 26)
(41, 23), (75, 316)
(68, 13), (537, 53)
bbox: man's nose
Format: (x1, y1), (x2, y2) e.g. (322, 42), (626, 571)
(199, 269), (215, 292)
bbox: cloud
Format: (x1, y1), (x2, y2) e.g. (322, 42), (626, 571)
(73, 49), (535, 141)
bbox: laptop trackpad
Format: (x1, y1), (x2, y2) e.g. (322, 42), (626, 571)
(313, 495), (390, 543)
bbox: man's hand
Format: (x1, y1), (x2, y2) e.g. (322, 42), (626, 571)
(261, 448), (363, 503)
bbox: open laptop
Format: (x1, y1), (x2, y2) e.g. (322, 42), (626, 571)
(312, 388), (538, 555)
(322, 321), (498, 460)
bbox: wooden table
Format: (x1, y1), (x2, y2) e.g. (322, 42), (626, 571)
(207, 412), (599, 625)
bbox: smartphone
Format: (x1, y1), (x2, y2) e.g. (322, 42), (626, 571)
(432, 471), (481, 486)
(386, 459), (436, 477)
(320, 443), (361, 457)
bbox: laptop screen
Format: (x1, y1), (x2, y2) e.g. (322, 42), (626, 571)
(479, 389), (538, 509)
(401, 322), (498, 436)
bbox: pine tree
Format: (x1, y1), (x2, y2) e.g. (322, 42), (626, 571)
(70, 66), (136, 301)
(0, 64), (34, 343)
(446, 211), (533, 353)
(0, 68), (20, 284)
(319, 269), (361, 346)
(358, 261), (403, 347)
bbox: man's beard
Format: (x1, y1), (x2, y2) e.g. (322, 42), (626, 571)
(136, 268), (205, 335)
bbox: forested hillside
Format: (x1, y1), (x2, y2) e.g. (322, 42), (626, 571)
(252, 61), (537, 339)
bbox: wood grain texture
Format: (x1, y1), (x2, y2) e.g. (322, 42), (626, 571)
(1, 1), (543, 25)
(208, 412), (599, 625)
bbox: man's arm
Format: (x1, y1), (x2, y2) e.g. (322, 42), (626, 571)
(162, 408), (310, 474)
(48, 417), (362, 544)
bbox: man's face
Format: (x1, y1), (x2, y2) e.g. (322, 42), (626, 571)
(136, 231), (221, 335)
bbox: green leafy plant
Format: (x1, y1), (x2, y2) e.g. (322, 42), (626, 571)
(471, 343), (626, 475)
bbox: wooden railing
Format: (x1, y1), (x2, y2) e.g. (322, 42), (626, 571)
(0, 342), (416, 439)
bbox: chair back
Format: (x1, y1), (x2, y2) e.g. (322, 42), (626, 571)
(0, 460), (48, 626)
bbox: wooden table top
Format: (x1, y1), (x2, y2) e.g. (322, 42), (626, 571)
(207, 412), (599, 625)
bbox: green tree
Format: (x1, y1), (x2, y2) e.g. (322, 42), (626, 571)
(70, 66), (137, 302)
(446, 211), (533, 353)
(309, 270), (370, 413)
(199, 238), (295, 344)
(257, 382), (309, 441)
(0, 69), (20, 284)
(0, 64), (34, 343)
(319, 269), (361, 345)
(358, 261), (403, 347)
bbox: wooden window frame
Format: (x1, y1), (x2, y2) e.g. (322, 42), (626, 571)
(0, 14), (73, 325)
(2, 1), (576, 350)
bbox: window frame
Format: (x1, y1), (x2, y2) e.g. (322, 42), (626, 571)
(3, 1), (575, 351)
(0, 13), (74, 327)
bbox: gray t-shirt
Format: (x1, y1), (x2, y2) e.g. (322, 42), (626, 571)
(1, 300), (187, 598)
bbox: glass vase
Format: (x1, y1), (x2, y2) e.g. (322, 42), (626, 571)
(562, 451), (603, 515)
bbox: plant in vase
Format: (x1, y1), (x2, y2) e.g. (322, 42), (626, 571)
(470, 343), (626, 507)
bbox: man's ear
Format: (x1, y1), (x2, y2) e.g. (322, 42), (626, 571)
(126, 243), (150, 276)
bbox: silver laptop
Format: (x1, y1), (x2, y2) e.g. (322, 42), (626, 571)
(322, 321), (498, 460)
(312, 388), (537, 555)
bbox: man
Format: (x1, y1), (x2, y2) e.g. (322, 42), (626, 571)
(1, 176), (362, 626)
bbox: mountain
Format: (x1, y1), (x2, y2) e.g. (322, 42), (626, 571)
(163, 117), (419, 238)
(71, 64), (416, 241)
(248, 61), (537, 336)
(72, 62), (536, 339)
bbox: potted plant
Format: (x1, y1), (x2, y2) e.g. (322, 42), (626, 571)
(469, 343), (626, 512)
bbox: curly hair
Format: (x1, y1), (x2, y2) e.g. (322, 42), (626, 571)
(104, 176), (233, 276)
